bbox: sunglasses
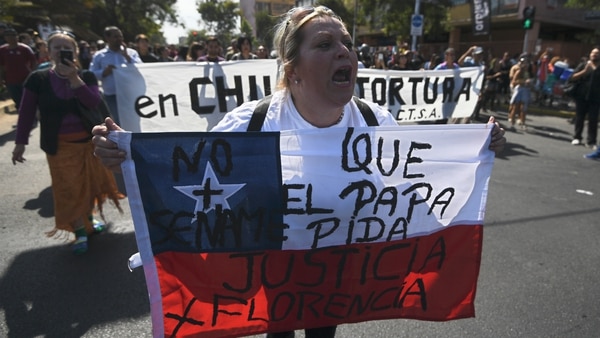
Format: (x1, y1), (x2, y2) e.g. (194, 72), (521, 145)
(48, 30), (75, 39)
(287, 5), (336, 26)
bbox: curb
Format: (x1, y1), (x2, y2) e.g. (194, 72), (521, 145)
(0, 99), (16, 116)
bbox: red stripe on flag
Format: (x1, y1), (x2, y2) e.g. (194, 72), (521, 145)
(154, 224), (482, 337)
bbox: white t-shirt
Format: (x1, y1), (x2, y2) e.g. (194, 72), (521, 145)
(211, 90), (398, 132)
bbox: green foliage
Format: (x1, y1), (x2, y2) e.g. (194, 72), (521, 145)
(240, 16), (253, 40)
(315, 0), (355, 29)
(1, 0), (178, 43)
(255, 10), (278, 49)
(0, 0), (462, 49)
(564, 0), (600, 10)
(0, 0), (18, 24)
(187, 29), (208, 46)
(358, 0), (453, 44)
(198, 0), (240, 38)
(98, 0), (178, 42)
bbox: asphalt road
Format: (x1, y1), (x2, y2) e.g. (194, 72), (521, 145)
(0, 107), (599, 338)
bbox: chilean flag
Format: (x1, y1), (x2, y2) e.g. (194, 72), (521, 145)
(114, 124), (495, 337)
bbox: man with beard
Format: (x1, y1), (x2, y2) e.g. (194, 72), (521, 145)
(90, 26), (142, 124)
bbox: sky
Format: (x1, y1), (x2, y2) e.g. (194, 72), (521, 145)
(162, 0), (203, 44)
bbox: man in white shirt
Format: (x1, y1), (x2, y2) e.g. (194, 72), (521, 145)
(90, 26), (142, 124)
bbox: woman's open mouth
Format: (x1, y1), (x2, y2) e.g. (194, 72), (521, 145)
(332, 66), (352, 85)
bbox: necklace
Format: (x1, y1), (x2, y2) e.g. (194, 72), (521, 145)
(334, 110), (345, 125)
(298, 108), (344, 127)
(291, 94), (344, 127)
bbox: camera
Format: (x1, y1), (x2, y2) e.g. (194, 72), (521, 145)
(60, 50), (73, 65)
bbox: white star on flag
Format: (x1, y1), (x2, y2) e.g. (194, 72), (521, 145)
(173, 164), (245, 222)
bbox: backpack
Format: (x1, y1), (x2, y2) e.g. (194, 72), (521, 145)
(247, 95), (379, 131)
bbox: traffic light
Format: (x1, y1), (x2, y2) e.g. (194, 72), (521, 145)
(522, 6), (535, 30)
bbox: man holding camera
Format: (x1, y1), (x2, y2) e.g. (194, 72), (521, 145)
(90, 26), (141, 125)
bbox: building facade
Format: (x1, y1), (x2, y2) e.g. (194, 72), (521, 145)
(430, 0), (598, 65)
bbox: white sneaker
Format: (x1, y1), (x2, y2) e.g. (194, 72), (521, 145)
(571, 139), (582, 145)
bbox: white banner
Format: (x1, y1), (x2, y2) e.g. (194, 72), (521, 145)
(357, 67), (483, 122)
(113, 60), (484, 132)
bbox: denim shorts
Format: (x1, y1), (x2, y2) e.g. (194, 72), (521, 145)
(510, 85), (531, 108)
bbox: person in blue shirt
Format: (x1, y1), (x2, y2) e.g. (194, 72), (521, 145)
(459, 46), (485, 67)
(89, 26), (142, 124)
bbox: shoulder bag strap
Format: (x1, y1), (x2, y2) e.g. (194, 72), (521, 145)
(248, 95), (379, 131)
(352, 96), (379, 126)
(247, 95), (272, 132)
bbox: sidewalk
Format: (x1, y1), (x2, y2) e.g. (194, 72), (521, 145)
(0, 98), (16, 116)
(0, 98), (18, 136)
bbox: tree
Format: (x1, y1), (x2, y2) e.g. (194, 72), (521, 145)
(187, 29), (209, 46)
(0, 0), (179, 43)
(239, 16), (253, 40)
(254, 10), (278, 49)
(357, 0), (453, 45)
(564, 0), (600, 10)
(93, 0), (178, 42)
(317, 0), (355, 30)
(198, 0), (239, 40)
(0, 0), (19, 24)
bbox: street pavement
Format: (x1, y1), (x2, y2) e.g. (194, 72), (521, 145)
(0, 99), (599, 337)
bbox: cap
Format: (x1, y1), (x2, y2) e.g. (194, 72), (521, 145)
(474, 46), (484, 54)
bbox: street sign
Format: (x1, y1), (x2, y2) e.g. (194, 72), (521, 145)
(411, 14), (424, 36)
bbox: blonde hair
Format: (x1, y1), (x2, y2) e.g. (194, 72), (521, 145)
(47, 32), (80, 67)
(273, 6), (343, 90)
(47, 32), (78, 51)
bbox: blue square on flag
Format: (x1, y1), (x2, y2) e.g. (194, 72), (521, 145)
(129, 132), (283, 254)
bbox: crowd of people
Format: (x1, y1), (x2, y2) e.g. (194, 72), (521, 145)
(0, 5), (597, 336)
(0, 14), (597, 260)
(362, 44), (598, 138)
(0, 21), (590, 126)
(0, 22), (283, 258)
